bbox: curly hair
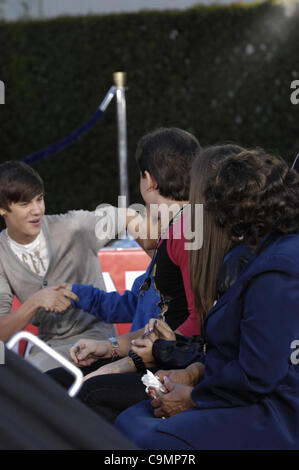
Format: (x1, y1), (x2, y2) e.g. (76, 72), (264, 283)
(205, 150), (299, 246)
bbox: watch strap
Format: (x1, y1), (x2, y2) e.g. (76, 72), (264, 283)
(128, 349), (146, 372)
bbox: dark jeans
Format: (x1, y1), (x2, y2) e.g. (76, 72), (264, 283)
(46, 358), (152, 424)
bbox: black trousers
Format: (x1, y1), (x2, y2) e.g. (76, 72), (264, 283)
(46, 358), (153, 424)
(1, 350), (136, 449)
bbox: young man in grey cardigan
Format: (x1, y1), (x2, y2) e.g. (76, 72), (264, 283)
(0, 161), (129, 371)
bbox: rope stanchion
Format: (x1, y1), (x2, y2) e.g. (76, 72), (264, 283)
(21, 86), (116, 166)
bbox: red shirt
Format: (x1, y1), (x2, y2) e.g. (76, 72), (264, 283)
(155, 214), (200, 337)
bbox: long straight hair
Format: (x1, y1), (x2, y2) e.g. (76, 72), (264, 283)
(189, 144), (245, 332)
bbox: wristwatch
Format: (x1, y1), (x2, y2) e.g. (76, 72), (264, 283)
(108, 337), (120, 360)
(128, 349), (146, 372)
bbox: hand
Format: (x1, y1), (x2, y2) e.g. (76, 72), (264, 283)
(70, 339), (110, 367)
(53, 283), (73, 293)
(150, 376), (196, 418)
(33, 286), (79, 313)
(147, 369), (195, 400)
(155, 364), (205, 387)
(155, 369), (195, 387)
(130, 337), (156, 368)
(143, 318), (176, 341)
(83, 356), (136, 381)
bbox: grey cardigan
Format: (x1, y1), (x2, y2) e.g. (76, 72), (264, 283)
(0, 210), (118, 342)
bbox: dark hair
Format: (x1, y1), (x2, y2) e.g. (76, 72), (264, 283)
(190, 146), (299, 330)
(0, 161), (44, 211)
(205, 149), (299, 245)
(189, 144), (246, 329)
(136, 127), (200, 201)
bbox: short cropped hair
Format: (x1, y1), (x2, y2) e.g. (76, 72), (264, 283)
(0, 161), (44, 211)
(136, 128), (200, 201)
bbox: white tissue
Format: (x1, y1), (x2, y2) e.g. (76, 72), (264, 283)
(141, 370), (166, 395)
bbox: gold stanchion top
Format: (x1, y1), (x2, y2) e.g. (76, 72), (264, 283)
(113, 71), (126, 88)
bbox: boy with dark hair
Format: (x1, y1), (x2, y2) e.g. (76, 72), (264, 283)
(50, 128), (201, 389)
(0, 161), (128, 371)
(136, 127), (198, 202)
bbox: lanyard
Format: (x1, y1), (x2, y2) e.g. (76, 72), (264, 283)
(139, 206), (185, 298)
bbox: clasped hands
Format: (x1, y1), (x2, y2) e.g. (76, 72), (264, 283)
(130, 317), (176, 368)
(147, 369), (197, 419)
(130, 320), (197, 418)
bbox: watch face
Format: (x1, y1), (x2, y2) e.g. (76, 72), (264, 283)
(109, 337), (119, 348)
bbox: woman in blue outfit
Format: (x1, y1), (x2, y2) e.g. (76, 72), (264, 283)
(115, 146), (299, 450)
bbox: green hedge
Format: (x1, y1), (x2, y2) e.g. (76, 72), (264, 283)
(0, 1), (299, 214)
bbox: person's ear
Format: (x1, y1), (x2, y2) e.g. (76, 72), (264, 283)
(0, 207), (7, 217)
(144, 171), (158, 192)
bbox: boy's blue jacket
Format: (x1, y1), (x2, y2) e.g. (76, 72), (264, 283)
(71, 264), (160, 332)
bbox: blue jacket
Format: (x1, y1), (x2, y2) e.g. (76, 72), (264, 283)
(116, 233), (299, 449)
(71, 264), (161, 332)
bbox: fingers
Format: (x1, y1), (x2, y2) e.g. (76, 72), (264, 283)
(153, 407), (166, 418)
(69, 340), (94, 364)
(147, 387), (159, 400)
(151, 396), (162, 408)
(52, 297), (71, 313)
(131, 339), (152, 360)
(150, 397), (167, 418)
(62, 289), (79, 302)
(70, 341), (85, 364)
(131, 338), (152, 349)
(53, 283), (69, 291)
(155, 370), (169, 383)
(154, 320), (175, 339)
(163, 376), (174, 392)
(142, 318), (175, 341)
(143, 318), (158, 337)
(52, 291), (79, 313)
(51, 285), (79, 302)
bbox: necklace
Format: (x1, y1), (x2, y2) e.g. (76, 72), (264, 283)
(6, 230), (46, 275)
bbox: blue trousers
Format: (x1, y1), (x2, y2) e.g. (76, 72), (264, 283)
(115, 400), (196, 450)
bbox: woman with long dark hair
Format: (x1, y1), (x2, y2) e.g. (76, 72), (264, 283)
(115, 146), (299, 450)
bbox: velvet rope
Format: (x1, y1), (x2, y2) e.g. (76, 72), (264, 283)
(22, 108), (104, 165)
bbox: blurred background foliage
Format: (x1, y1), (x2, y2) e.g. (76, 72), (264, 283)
(0, 1), (298, 215)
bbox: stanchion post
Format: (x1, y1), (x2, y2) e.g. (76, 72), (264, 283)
(113, 71), (129, 206)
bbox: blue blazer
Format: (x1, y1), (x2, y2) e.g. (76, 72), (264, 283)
(117, 233), (299, 449)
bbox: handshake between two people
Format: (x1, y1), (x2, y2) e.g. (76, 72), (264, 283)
(32, 283), (77, 313)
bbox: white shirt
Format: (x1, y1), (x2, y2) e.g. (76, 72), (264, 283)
(7, 230), (49, 276)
